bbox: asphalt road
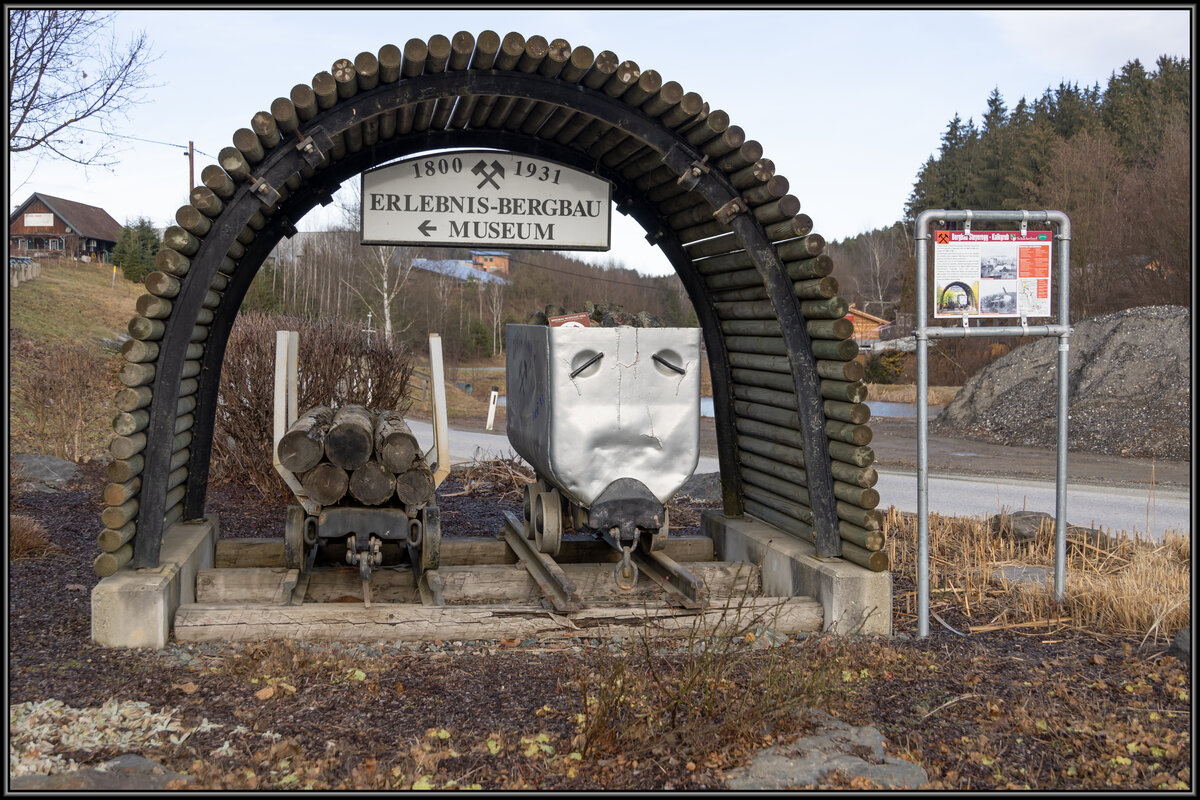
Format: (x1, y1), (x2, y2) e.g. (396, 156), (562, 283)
(408, 418), (1191, 543)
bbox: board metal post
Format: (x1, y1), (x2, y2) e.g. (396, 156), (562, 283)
(913, 209), (1072, 638)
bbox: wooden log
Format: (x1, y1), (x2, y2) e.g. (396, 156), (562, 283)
(107, 445), (190, 484)
(737, 449), (879, 508)
(743, 500), (888, 572)
(233, 127), (264, 164)
(176, 204), (211, 235)
(728, 158), (775, 190)
(173, 597), (823, 643)
(97, 521), (136, 553)
(735, 433), (877, 490)
(715, 139), (764, 173)
(699, 124), (744, 159)
(113, 396), (195, 436)
(277, 405), (332, 473)
(101, 484), (185, 530)
(448, 31), (500, 128)
(312, 70), (337, 110)
(115, 385), (152, 412)
(94, 544), (134, 577)
(301, 462), (349, 506)
(110, 429), (191, 461)
(162, 226), (199, 256)
(290, 82), (318, 120)
(251, 110), (281, 150)
(374, 410), (420, 472)
(196, 568), (299, 604)
(324, 405), (375, 470)
(271, 96), (299, 135)
(348, 460), (396, 506)
(395, 461), (435, 508)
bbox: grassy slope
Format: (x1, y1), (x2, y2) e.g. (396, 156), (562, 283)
(9, 258), (139, 346)
(9, 259), (140, 460)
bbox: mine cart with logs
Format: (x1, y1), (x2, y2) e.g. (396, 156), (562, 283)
(271, 331), (449, 607)
(506, 324), (703, 590)
(277, 404), (441, 606)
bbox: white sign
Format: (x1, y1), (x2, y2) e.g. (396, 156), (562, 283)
(360, 150), (612, 250)
(932, 230), (1053, 318)
(24, 213), (53, 227)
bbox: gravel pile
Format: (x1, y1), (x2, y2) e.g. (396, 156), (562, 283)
(932, 305), (1190, 461)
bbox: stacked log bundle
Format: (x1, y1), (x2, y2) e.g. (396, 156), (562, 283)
(277, 405), (433, 512)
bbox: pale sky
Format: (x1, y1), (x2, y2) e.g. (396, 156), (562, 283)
(7, 7), (1192, 276)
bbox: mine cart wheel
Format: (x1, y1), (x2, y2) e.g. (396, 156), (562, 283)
(533, 489), (563, 556)
(419, 505), (441, 572)
(284, 504), (305, 570)
(521, 482), (535, 536)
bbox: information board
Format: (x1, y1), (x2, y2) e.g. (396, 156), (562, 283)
(932, 230), (1053, 318)
(360, 150), (612, 250)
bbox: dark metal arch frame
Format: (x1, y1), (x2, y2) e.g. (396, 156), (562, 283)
(133, 69), (840, 568)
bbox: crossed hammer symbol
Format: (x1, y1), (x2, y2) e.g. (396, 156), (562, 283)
(472, 159), (505, 189)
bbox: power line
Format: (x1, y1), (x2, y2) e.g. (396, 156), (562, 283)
(64, 125), (216, 158)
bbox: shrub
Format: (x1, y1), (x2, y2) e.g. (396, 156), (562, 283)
(211, 311), (416, 499)
(864, 349), (907, 384)
(9, 514), (57, 560)
(11, 337), (119, 462)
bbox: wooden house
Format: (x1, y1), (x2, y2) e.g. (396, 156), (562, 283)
(8, 192), (123, 263)
(846, 304), (892, 351)
(469, 249), (510, 276)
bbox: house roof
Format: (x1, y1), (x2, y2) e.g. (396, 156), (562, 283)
(469, 250), (510, 257)
(10, 192), (123, 243)
(411, 258), (509, 285)
(846, 304), (891, 326)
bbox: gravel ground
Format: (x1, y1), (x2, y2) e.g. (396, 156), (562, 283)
(933, 305), (1191, 461)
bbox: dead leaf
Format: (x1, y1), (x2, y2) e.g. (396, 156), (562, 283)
(173, 681), (200, 695)
(255, 685), (276, 700)
(1089, 654), (1106, 665)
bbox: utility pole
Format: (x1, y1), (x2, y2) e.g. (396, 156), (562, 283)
(187, 141), (195, 193)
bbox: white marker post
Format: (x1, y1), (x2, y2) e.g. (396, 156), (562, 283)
(486, 385), (499, 431)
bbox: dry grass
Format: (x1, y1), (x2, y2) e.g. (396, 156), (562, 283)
(9, 514), (58, 560)
(866, 384), (961, 405)
(885, 506), (1190, 643)
(444, 456), (534, 501)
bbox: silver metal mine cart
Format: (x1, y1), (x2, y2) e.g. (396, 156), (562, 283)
(506, 324), (702, 588)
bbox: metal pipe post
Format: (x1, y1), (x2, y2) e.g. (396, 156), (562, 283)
(1051, 212), (1072, 601)
(914, 211), (933, 639)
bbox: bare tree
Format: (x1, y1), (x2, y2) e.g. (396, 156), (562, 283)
(486, 280), (506, 356)
(343, 245), (417, 344)
(8, 10), (156, 166)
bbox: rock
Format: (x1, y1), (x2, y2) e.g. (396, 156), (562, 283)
(987, 511), (1126, 556)
(544, 303), (567, 319)
(1171, 627), (1190, 660)
(11, 453), (80, 493)
(989, 564), (1052, 588)
(725, 710), (928, 790)
(526, 310), (549, 326)
(9, 754), (193, 790)
(678, 472), (722, 502)
(932, 306), (1190, 461)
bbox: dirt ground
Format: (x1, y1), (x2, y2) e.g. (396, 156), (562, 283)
(8, 460), (1192, 791)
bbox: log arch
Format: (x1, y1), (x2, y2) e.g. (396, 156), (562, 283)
(102, 32), (884, 576)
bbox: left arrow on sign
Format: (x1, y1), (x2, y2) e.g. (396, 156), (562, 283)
(418, 220), (437, 237)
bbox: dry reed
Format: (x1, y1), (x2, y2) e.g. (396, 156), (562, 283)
(885, 505), (1190, 643)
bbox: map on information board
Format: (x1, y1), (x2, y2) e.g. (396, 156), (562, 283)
(932, 230), (1053, 318)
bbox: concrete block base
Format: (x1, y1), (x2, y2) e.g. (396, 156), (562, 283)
(704, 513), (891, 636)
(91, 516), (219, 649)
